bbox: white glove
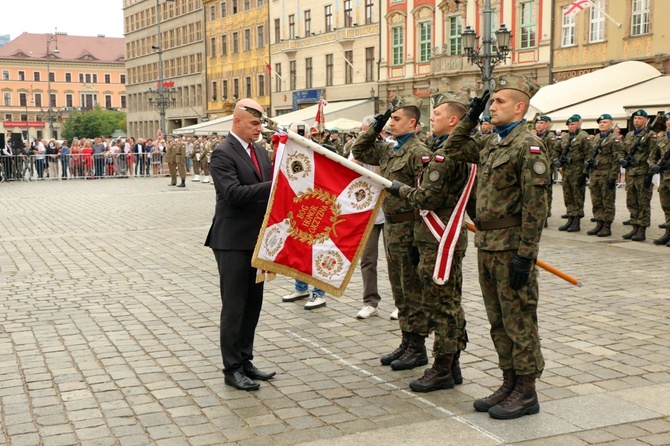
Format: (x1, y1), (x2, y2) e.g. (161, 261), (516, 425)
(196, 153), (201, 161)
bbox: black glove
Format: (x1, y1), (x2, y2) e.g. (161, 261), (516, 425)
(466, 90), (490, 122)
(510, 255), (533, 291)
(618, 157), (628, 168)
(650, 164), (662, 174)
(577, 174), (587, 187)
(553, 160), (562, 169)
(607, 177), (616, 190)
(372, 109), (392, 133)
(386, 180), (405, 197)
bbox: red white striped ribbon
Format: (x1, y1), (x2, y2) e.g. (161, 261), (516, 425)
(420, 164), (477, 284)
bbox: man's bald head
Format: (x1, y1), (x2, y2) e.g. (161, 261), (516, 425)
(232, 98), (265, 144)
(234, 99), (265, 119)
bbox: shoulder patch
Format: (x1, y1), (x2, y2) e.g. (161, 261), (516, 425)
(434, 155), (445, 163)
(428, 170), (440, 182)
(529, 146), (541, 154)
(533, 160), (547, 175)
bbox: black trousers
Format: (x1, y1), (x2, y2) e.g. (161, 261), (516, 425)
(213, 249), (264, 375)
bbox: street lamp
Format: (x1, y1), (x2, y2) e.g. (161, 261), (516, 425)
(46, 30), (59, 139)
(147, 0), (175, 136)
(460, 0), (511, 93)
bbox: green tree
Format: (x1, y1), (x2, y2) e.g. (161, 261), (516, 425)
(62, 106), (126, 141)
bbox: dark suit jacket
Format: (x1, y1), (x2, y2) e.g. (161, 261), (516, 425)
(205, 133), (272, 251)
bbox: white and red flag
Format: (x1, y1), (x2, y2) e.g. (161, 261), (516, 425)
(312, 99), (327, 134)
(252, 131), (387, 296)
(564, 0), (592, 16)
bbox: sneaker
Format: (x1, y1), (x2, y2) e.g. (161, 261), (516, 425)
(282, 290), (310, 302)
(304, 293), (326, 310)
(356, 305), (378, 319)
(390, 308), (399, 320)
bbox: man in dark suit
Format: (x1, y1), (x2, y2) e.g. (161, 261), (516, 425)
(205, 98), (276, 391)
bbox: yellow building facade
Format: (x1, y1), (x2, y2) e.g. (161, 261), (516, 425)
(203, 0), (270, 118)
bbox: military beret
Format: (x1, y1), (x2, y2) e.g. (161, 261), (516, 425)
(331, 129), (339, 133)
(168, 134), (176, 138)
(538, 116), (552, 122)
(566, 114), (581, 125)
(632, 109), (648, 118)
(664, 113), (670, 121)
(596, 114), (613, 123)
(174, 133), (183, 138)
(430, 91), (469, 108)
(480, 116), (491, 123)
(391, 95), (423, 110)
(492, 74), (540, 99)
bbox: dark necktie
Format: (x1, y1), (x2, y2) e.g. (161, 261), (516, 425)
(248, 143), (261, 178)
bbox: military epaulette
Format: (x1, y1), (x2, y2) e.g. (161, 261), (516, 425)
(529, 146), (541, 154)
(434, 155), (445, 163)
(421, 155), (431, 163)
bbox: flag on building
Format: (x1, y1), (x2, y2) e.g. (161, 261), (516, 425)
(564, 0), (592, 16)
(312, 99), (327, 134)
(252, 132), (385, 296)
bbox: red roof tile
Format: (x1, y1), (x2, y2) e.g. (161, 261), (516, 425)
(0, 32), (124, 64)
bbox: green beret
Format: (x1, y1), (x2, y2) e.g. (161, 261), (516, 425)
(596, 114), (613, 123)
(664, 113), (670, 121)
(430, 91), (469, 108)
(632, 109), (648, 118)
(538, 116), (552, 122)
(492, 74), (540, 99)
(566, 114), (581, 125)
(331, 129), (339, 133)
(480, 116), (491, 123)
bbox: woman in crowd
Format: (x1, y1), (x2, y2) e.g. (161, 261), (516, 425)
(81, 139), (94, 179)
(70, 139), (83, 179)
(45, 138), (59, 179)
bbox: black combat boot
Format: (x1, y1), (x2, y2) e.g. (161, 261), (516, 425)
(558, 217), (574, 231)
(409, 355), (455, 393)
(451, 350), (463, 385)
(474, 369), (516, 412)
(488, 375), (540, 420)
(566, 217), (581, 232)
(176, 179), (186, 187)
(622, 224), (639, 239)
(390, 333), (428, 371)
(586, 221), (603, 235)
(590, 217), (597, 222)
(381, 332), (410, 366)
(561, 214), (569, 219)
(597, 221), (612, 237)
(653, 228), (670, 245)
(631, 226), (646, 241)
(659, 223), (667, 229)
(622, 219), (632, 225)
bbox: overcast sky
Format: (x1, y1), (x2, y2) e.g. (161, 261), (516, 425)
(3, 0), (125, 41)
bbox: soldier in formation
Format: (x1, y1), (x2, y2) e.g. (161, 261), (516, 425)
(650, 112), (670, 245)
(556, 115), (590, 232)
(534, 116), (558, 225)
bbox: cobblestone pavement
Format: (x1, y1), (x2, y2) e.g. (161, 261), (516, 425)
(1, 177), (670, 446)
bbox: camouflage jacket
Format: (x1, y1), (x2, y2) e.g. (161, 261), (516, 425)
(557, 129), (590, 174)
(399, 144), (470, 252)
(444, 115), (550, 259)
(587, 130), (621, 179)
(537, 131), (558, 164)
(620, 127), (655, 177)
(651, 131), (670, 180)
(351, 126), (430, 244)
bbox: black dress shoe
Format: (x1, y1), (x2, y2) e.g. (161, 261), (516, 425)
(243, 363), (276, 381)
(224, 371), (260, 390)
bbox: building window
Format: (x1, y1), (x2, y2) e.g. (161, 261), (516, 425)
(221, 1), (227, 17)
(344, 50), (353, 84)
(257, 25), (264, 48)
(5, 113), (12, 121)
(631, 0), (650, 36)
(275, 63), (282, 92)
(257, 0), (263, 6)
(392, 26), (404, 66)
(418, 21), (432, 63)
(222, 80), (228, 99)
(289, 14), (295, 39)
(222, 35), (227, 55)
(233, 78), (239, 99)
(3, 92), (11, 106)
(209, 5), (216, 20)
(306, 57), (313, 88)
(245, 76), (252, 97)
(325, 5), (333, 32)
(212, 80), (218, 101)
(105, 74), (111, 83)
(326, 54), (334, 86)
(121, 95), (126, 109)
(561, 7), (576, 46)
(20, 92), (27, 107)
(589, 0), (605, 42)
(244, 0), (250, 11)
(289, 60), (296, 90)
(210, 37), (216, 56)
(50, 94), (56, 108)
(244, 29), (251, 51)
(365, 0), (374, 24)
(344, 0), (353, 27)
(448, 16), (461, 56)
(34, 93), (42, 107)
(519, 1), (536, 48)
(232, 32), (239, 53)
(305, 10), (311, 37)
(232, 0), (238, 13)
(20, 114), (27, 121)
(92, 74), (98, 83)
(274, 18), (281, 43)
(2, 70), (9, 80)
(66, 94), (73, 108)
(18, 70), (25, 81)
(365, 47), (374, 82)
(79, 73), (84, 83)
(258, 74), (265, 96)
(85, 73), (92, 83)
(49, 72), (55, 82)
(121, 74), (126, 84)
(105, 95), (112, 108)
(34, 71), (41, 81)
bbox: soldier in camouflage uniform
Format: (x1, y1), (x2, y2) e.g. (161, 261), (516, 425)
(327, 129), (344, 155)
(352, 96), (431, 371)
(190, 136), (203, 182)
(476, 116), (494, 138)
(443, 75), (549, 420)
(534, 116), (558, 225)
(556, 115), (590, 232)
(386, 92), (470, 392)
(166, 134), (178, 186)
(650, 113), (670, 245)
(584, 114), (621, 237)
(619, 109), (655, 241)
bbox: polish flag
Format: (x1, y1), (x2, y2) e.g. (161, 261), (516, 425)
(564, 0), (592, 16)
(312, 99), (327, 134)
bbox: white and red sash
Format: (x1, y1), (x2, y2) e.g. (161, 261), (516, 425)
(420, 165), (477, 284)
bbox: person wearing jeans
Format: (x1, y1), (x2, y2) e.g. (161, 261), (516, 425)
(282, 280), (326, 310)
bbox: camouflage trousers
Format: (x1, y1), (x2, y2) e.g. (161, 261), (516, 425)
(658, 177), (670, 226)
(386, 241), (423, 334)
(477, 249), (544, 378)
(546, 167), (556, 217)
(625, 175), (653, 227)
(562, 168), (586, 217)
(589, 173), (617, 222)
(416, 243), (467, 356)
